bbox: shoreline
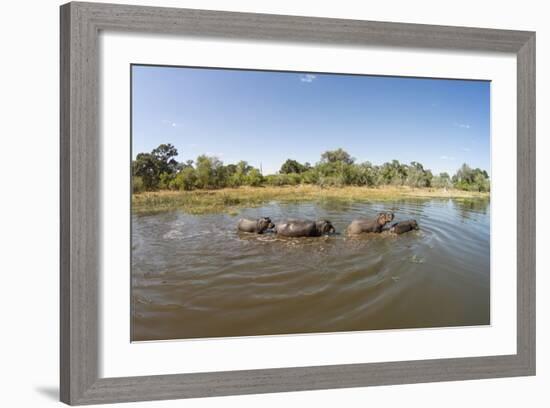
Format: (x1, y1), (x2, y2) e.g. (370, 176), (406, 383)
(132, 185), (490, 215)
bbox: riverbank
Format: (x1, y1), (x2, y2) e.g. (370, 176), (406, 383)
(132, 185), (489, 215)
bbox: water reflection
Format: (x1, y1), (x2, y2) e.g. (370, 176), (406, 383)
(452, 198), (490, 220)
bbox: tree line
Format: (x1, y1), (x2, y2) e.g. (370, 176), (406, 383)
(132, 144), (490, 193)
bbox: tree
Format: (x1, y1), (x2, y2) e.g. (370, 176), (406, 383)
(132, 144), (180, 190)
(236, 160), (252, 174)
(132, 176), (145, 193)
(195, 155), (214, 189)
(151, 143), (179, 174)
(227, 160), (253, 186)
(177, 159), (194, 172)
(301, 168), (319, 184)
(320, 148), (355, 165)
(264, 174), (287, 186)
(452, 163), (490, 192)
(473, 172), (490, 192)
(380, 160), (407, 185)
(357, 161), (379, 186)
(432, 172), (452, 189)
(195, 155), (226, 188)
(246, 168), (264, 186)
(280, 159), (307, 174)
(159, 172), (175, 190)
(131, 143), (489, 193)
(406, 161), (432, 187)
(132, 152), (160, 190)
(171, 167), (197, 191)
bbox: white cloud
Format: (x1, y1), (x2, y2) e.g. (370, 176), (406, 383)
(454, 122), (471, 129)
(440, 155), (455, 160)
(300, 74), (317, 83)
(461, 147), (471, 152)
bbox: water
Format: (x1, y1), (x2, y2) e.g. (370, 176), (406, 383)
(131, 199), (490, 341)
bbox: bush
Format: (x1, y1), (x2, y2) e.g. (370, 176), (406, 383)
(301, 169), (319, 184)
(132, 145), (490, 193)
(452, 164), (490, 192)
(245, 169), (264, 186)
(285, 173), (302, 186)
(132, 176), (145, 193)
(171, 168), (197, 191)
(264, 174), (287, 186)
(158, 172), (176, 190)
(317, 175), (344, 188)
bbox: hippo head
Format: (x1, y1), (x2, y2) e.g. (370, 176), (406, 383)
(316, 220), (336, 234)
(257, 217), (275, 232)
(377, 212), (394, 226)
(411, 219), (419, 230)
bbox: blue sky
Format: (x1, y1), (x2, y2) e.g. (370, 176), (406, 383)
(132, 65), (490, 176)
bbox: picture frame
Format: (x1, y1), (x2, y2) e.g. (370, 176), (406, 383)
(60, 1), (535, 405)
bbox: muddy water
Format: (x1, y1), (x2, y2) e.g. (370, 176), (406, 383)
(131, 199), (490, 341)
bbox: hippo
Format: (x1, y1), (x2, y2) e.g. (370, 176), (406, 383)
(389, 219), (419, 234)
(274, 220), (335, 237)
(237, 217), (275, 234)
(347, 212), (394, 235)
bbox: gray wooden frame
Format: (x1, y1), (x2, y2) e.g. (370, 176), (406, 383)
(60, 1), (536, 405)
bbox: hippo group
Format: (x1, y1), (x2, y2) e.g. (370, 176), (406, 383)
(237, 211), (419, 237)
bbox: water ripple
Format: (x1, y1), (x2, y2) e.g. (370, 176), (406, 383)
(132, 198), (490, 340)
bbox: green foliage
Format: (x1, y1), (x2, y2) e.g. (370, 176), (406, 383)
(318, 175), (345, 188)
(227, 160), (252, 187)
(432, 172), (453, 189)
(301, 169), (320, 184)
(151, 144), (178, 174)
(195, 155), (226, 189)
(132, 143), (179, 190)
(280, 159), (309, 174)
(264, 174), (287, 186)
(132, 176), (145, 193)
(171, 167), (197, 191)
(320, 148), (355, 165)
(406, 162), (432, 188)
(132, 144), (489, 193)
(132, 153), (160, 190)
(158, 172), (175, 190)
(452, 163), (490, 192)
(245, 168), (264, 186)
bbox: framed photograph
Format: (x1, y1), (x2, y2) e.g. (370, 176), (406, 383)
(60, 2), (535, 405)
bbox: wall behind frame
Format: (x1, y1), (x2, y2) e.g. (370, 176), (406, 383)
(0, 0), (545, 407)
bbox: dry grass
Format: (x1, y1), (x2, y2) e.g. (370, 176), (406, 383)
(132, 185), (489, 215)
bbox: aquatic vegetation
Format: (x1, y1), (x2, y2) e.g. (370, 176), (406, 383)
(132, 185), (489, 215)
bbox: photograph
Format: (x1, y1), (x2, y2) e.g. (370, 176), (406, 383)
(131, 64), (491, 342)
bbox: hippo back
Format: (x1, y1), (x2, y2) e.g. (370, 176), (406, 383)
(390, 220), (418, 234)
(275, 220), (316, 237)
(347, 219), (379, 234)
(237, 218), (258, 233)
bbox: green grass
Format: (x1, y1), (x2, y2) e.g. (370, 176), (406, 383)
(132, 185), (490, 215)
